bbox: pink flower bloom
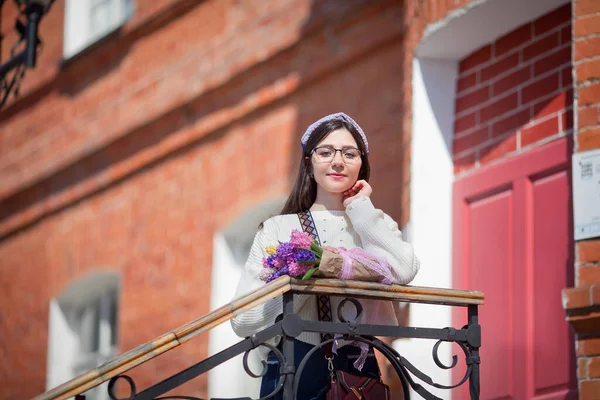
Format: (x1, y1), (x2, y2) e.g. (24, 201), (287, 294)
(290, 229), (313, 249)
(259, 268), (276, 282)
(288, 261), (310, 277)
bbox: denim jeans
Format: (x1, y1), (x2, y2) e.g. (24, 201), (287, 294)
(259, 340), (380, 400)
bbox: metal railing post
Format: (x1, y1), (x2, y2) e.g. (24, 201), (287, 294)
(467, 304), (481, 400)
(281, 292), (295, 400)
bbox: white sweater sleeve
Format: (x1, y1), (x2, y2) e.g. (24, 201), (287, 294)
(230, 219), (283, 338)
(345, 196), (420, 284)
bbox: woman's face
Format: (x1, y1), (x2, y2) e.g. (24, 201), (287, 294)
(310, 128), (362, 195)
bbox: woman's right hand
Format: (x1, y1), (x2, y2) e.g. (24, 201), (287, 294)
(342, 180), (372, 208)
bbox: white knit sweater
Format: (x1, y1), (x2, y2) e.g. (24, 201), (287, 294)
(230, 196), (420, 352)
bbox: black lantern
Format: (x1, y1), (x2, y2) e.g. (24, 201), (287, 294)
(0, 0), (55, 108)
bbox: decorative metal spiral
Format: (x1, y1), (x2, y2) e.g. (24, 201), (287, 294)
(244, 342), (287, 400)
(432, 339), (458, 370)
(107, 373), (208, 400)
(377, 335), (476, 391)
(105, 342), (286, 400)
(101, 304), (476, 400)
(429, 339), (473, 389)
(293, 333), (476, 400)
(336, 298), (363, 324)
(293, 335), (411, 399)
(107, 375), (137, 400)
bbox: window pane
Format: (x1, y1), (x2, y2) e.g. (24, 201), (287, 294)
(109, 290), (118, 346)
(98, 292), (111, 355)
(124, 0), (135, 19)
(90, 1), (112, 37)
(64, 0), (135, 58)
(78, 302), (99, 353)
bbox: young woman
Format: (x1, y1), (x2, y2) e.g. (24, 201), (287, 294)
(231, 112), (420, 399)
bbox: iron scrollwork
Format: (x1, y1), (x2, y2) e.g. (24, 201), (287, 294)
(100, 293), (480, 399)
(241, 343), (288, 400)
(104, 339), (289, 400)
(107, 375), (137, 400)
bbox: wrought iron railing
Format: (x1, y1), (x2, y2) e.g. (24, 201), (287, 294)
(33, 277), (484, 400)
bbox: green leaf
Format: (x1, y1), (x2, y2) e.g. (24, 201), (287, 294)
(301, 268), (319, 280)
(298, 260), (320, 265)
(310, 241), (323, 257)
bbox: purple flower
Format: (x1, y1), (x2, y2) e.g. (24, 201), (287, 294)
(272, 257), (285, 269)
(276, 242), (296, 259)
(266, 265), (290, 283)
(266, 254), (285, 269)
(295, 249), (316, 263)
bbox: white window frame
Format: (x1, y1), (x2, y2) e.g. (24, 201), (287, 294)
(63, 0), (134, 59)
(208, 198), (285, 399)
(47, 271), (120, 400)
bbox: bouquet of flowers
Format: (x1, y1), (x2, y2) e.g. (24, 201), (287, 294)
(259, 229), (395, 284)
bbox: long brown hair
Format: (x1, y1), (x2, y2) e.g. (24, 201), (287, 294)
(279, 118), (370, 215)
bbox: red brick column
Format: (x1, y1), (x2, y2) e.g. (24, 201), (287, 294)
(562, 0), (600, 398)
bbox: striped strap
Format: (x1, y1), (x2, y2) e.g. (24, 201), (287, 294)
(298, 210), (334, 343)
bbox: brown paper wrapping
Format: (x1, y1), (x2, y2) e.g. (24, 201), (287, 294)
(313, 249), (385, 282)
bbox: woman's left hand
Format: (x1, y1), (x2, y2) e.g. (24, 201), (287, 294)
(342, 180), (372, 208)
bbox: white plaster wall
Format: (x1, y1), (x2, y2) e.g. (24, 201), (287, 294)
(46, 270), (120, 392)
(208, 199), (284, 398)
(207, 233), (262, 398)
(418, 0), (571, 60)
(395, 58), (457, 398)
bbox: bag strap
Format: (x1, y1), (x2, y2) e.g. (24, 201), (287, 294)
(298, 213), (385, 387)
(297, 209), (322, 246)
(297, 210), (334, 346)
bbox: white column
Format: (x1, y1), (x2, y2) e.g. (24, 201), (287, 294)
(394, 57), (457, 398)
(207, 234), (262, 398)
(46, 300), (78, 389)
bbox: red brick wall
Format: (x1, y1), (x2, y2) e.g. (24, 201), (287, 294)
(0, 1), (409, 398)
(570, 0), (600, 397)
(453, 4), (573, 175)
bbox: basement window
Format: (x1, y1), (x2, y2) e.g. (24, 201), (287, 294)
(63, 0), (135, 59)
(47, 271), (120, 400)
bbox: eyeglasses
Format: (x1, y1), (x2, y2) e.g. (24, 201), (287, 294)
(311, 146), (363, 164)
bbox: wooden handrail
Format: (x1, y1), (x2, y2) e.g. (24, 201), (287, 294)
(33, 277), (483, 400)
(33, 276), (291, 400)
(291, 279), (484, 306)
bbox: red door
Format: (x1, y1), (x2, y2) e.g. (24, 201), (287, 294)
(452, 138), (577, 399)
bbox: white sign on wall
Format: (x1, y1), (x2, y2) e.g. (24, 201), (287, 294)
(573, 148), (600, 240)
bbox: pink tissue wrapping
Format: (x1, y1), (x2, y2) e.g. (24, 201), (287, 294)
(315, 248), (395, 284)
(318, 247), (395, 370)
(338, 248), (395, 284)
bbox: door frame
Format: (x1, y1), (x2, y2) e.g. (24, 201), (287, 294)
(407, 1), (572, 395)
